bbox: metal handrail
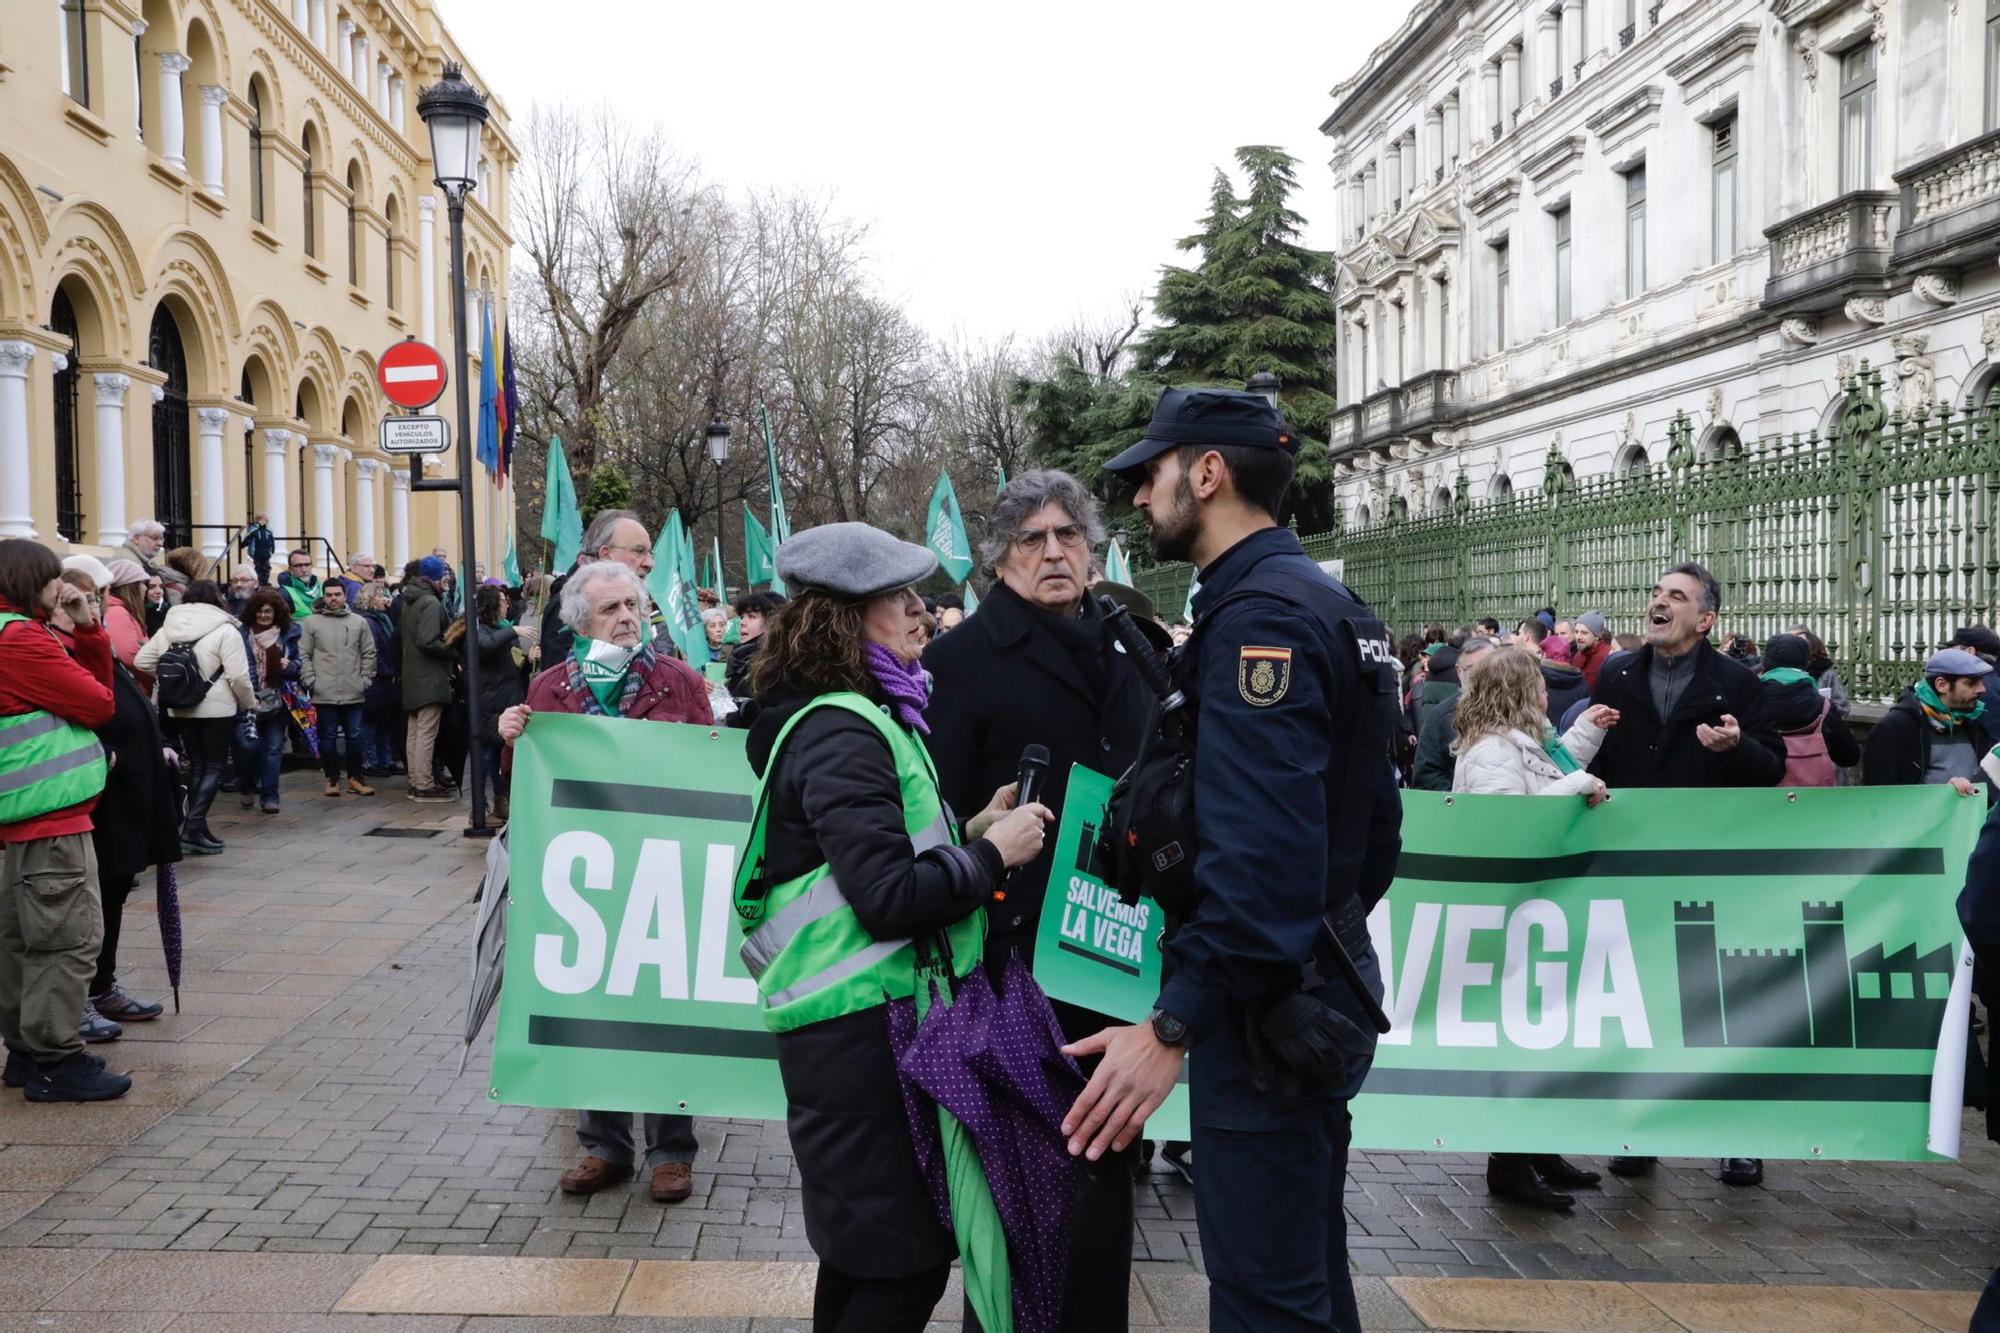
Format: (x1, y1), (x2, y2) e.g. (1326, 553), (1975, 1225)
(187, 525), (348, 583)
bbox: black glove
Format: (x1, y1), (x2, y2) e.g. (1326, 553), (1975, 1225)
(1255, 991), (1376, 1087)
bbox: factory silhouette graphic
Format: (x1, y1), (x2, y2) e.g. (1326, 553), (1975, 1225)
(1673, 901), (1953, 1049)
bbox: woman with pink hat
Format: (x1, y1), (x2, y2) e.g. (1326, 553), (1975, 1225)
(98, 559), (151, 676)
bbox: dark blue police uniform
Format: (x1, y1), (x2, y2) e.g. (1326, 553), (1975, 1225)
(1160, 525), (1403, 1333)
(1959, 801), (2000, 1332)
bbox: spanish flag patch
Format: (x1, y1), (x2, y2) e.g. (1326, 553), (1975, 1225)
(1237, 646), (1292, 707)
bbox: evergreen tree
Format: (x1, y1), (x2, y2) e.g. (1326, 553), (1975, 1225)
(581, 460), (634, 525)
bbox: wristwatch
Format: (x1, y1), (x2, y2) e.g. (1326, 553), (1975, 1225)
(1149, 1008), (1189, 1047)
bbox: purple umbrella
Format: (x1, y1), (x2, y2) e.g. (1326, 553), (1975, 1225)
(891, 956), (1086, 1333)
(155, 862), (182, 1012)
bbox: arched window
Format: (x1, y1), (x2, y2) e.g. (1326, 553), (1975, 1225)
(1615, 443), (1650, 477)
(51, 287), (83, 542)
(301, 130), (316, 256)
(1489, 472), (1514, 500)
(247, 82), (266, 224)
(346, 164), (362, 287)
(1699, 425), (1743, 461)
(383, 196), (399, 309)
(1963, 363), (2000, 412)
(1432, 486), (1453, 513)
(148, 305), (193, 549)
(1355, 503), (1373, 527)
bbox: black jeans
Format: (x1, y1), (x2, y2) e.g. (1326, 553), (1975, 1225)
(812, 1262), (947, 1333)
(316, 703), (364, 780)
(92, 872), (134, 994)
(179, 716), (235, 835)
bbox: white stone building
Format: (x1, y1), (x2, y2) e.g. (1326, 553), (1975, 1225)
(1324, 0), (2000, 522)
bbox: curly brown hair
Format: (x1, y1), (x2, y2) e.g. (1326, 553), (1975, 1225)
(1450, 645), (1550, 755)
(238, 587), (292, 633)
(748, 590), (875, 703)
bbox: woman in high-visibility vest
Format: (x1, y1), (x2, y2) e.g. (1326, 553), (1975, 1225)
(736, 522), (1050, 1333)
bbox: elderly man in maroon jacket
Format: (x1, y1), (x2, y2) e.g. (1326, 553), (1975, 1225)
(498, 560), (711, 1205)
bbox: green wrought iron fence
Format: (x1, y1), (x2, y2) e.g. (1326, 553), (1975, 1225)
(1128, 364), (2000, 702)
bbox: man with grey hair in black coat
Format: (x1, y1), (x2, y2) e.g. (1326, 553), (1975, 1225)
(922, 468), (1154, 1333)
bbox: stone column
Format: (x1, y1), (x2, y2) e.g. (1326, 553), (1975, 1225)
(0, 343), (36, 538)
(418, 197), (438, 344)
(92, 373), (130, 546)
(1483, 61), (1502, 135)
(1500, 45), (1522, 123)
(1564, 0), (1586, 82)
(1538, 12), (1561, 95)
(1443, 96), (1462, 166)
(336, 20), (353, 80)
(195, 407), (229, 557)
(310, 0), (327, 50)
(262, 428), (291, 536)
(389, 76), (405, 132)
(334, 448), (351, 555)
(292, 0), (308, 26)
(199, 86), (228, 196)
(1382, 147), (1401, 213)
(353, 459), (380, 559)
(1399, 137), (1415, 199)
(1362, 163), (1378, 220)
(312, 444), (337, 546)
(1425, 111), (1444, 184)
(157, 53), (191, 172)
(130, 20), (147, 140)
(376, 60), (391, 113)
(389, 464), (410, 569)
(352, 34), (368, 89)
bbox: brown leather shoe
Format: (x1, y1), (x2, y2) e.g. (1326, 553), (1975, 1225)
(346, 777), (376, 796)
(649, 1162), (693, 1204)
(558, 1156), (632, 1195)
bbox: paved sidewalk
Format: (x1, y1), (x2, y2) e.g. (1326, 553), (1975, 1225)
(0, 769), (1989, 1327)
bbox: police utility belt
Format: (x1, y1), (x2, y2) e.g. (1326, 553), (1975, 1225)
(1093, 593), (1391, 1090)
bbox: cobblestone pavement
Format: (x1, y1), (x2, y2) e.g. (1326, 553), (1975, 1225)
(0, 768), (1993, 1310)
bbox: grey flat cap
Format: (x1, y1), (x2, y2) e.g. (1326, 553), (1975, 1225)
(776, 522), (937, 599)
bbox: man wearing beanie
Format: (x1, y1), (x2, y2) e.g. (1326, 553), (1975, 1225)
(398, 556), (457, 801)
(1571, 611), (1613, 691)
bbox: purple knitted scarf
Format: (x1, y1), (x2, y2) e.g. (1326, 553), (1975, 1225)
(864, 641), (931, 734)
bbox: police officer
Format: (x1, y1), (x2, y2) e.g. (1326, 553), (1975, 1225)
(1061, 388), (1402, 1333)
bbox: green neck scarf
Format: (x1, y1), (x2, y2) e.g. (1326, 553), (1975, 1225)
(1760, 667), (1816, 687)
(572, 636), (638, 712)
(1915, 677), (1988, 731)
(1542, 726), (1581, 774)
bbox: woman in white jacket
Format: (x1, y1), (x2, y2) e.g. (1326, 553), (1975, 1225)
(1449, 645), (1621, 1210)
(135, 581), (255, 855)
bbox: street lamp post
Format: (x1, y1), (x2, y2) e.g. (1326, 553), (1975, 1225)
(705, 416), (730, 597)
(415, 61), (494, 839)
(1247, 369), (1283, 409)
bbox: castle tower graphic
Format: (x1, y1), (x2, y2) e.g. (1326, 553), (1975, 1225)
(1674, 900), (1952, 1050)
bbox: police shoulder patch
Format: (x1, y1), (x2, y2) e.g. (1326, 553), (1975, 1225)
(1238, 645), (1292, 707)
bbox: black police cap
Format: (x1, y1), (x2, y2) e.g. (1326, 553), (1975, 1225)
(1104, 387), (1296, 478)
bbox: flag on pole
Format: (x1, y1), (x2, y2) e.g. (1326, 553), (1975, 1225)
(540, 437), (583, 571)
(476, 305), (500, 478)
(498, 318), (519, 483)
(1182, 574), (1199, 624)
(647, 512), (707, 667)
(743, 505), (777, 587)
(759, 402), (789, 595)
(1103, 537), (1132, 586)
(710, 535), (725, 599)
(679, 515), (706, 665)
(925, 472), (973, 584)
(962, 583), (979, 615)
(501, 529), (521, 586)
(996, 463), (1008, 495)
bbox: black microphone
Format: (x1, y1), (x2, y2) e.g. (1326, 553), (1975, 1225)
(1015, 744), (1049, 810)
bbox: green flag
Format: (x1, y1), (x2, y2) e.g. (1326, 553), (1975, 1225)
(962, 583), (978, 615)
(539, 437), (584, 571)
(502, 528), (522, 586)
(759, 402), (790, 595)
(996, 462), (1008, 495)
(711, 535), (725, 599)
(743, 505), (777, 587)
(1103, 537), (1132, 586)
(1182, 573), (1199, 624)
(679, 515), (708, 667)
(926, 472), (973, 584)
(646, 512), (706, 666)
(700, 547), (716, 599)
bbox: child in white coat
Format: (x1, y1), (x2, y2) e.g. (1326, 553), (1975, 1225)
(1447, 644), (1621, 1208)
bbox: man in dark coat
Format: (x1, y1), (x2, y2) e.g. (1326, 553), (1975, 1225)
(537, 510), (661, 667)
(1863, 648), (1996, 794)
(1588, 562), (1782, 1187)
(922, 470), (1152, 1333)
(398, 558), (456, 801)
(86, 658), (177, 1028)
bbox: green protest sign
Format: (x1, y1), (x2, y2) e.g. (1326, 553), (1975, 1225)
(1032, 765), (1162, 1023)
(1356, 788), (1978, 1162)
(493, 721), (1975, 1161)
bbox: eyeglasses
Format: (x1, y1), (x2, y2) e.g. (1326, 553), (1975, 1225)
(1011, 524), (1087, 555)
(603, 543), (652, 559)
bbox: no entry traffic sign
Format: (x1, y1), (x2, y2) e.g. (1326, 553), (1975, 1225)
(378, 339), (448, 410)
(380, 415), (450, 455)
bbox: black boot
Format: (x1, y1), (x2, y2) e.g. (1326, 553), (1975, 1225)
(1532, 1154), (1602, 1189)
(1608, 1155), (1656, 1177)
(182, 759), (224, 849)
(1486, 1153), (1574, 1209)
(1720, 1157), (1763, 1186)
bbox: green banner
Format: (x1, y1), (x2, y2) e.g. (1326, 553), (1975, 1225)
(1032, 765), (1162, 1023)
(492, 718), (1976, 1161)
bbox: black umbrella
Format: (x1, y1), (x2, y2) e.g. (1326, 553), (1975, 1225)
(459, 831), (509, 1074)
(155, 862), (182, 1012)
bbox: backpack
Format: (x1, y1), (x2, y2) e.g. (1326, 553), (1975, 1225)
(1779, 698), (1839, 787)
(154, 630), (222, 710)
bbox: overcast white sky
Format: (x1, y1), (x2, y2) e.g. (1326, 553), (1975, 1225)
(439, 0), (1415, 348)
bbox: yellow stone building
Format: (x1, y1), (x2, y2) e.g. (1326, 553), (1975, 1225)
(0, 0), (516, 575)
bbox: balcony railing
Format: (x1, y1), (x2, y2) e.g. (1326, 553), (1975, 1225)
(1620, 23), (1635, 47)
(1893, 128), (2000, 270)
(1761, 190), (1898, 314)
(1330, 374), (1462, 456)
(1550, 77), (1563, 99)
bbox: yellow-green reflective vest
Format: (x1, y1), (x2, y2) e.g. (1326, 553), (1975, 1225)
(0, 613), (109, 826)
(733, 692), (984, 1033)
